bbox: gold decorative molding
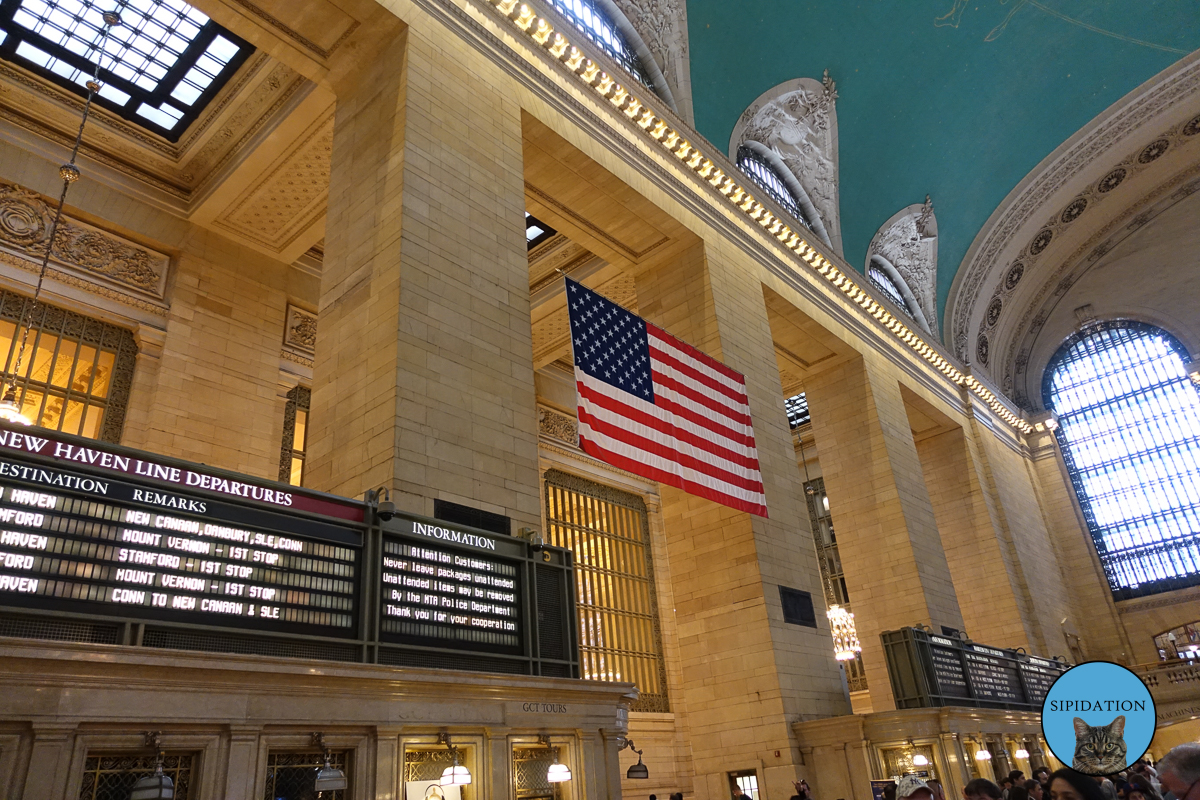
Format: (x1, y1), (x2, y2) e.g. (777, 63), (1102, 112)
(0, 182), (169, 304)
(284, 303), (316, 354)
(280, 348), (314, 369)
(212, 112), (333, 253)
(538, 405), (578, 446)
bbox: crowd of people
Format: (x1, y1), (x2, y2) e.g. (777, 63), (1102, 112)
(765, 741), (1200, 800)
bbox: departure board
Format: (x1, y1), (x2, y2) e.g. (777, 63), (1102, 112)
(883, 626), (1071, 711)
(380, 520), (523, 653)
(0, 455), (362, 637)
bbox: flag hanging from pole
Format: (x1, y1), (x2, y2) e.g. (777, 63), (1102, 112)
(565, 278), (768, 517)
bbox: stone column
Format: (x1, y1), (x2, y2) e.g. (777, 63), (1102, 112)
(119, 323), (166, 451)
(305, 21), (539, 528)
(915, 424), (1038, 649)
(634, 240), (847, 800)
(805, 357), (965, 711)
(20, 725), (74, 800)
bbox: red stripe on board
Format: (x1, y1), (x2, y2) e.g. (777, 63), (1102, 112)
(577, 381), (760, 469)
(646, 323), (745, 384)
(577, 400), (765, 494)
(577, 429), (768, 517)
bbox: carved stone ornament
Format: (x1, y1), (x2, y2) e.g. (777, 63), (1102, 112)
(610, 0), (693, 123)
(866, 198), (939, 335)
(0, 182), (169, 300)
(730, 76), (842, 255)
(538, 406), (579, 446)
(284, 304), (317, 354)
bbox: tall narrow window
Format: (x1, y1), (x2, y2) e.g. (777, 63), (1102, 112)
(1044, 321), (1200, 599)
(785, 392), (809, 429)
(0, 290), (136, 441)
(803, 477), (867, 690)
(278, 385), (310, 486)
(543, 469), (669, 712)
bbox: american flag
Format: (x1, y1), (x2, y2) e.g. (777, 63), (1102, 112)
(566, 278), (768, 517)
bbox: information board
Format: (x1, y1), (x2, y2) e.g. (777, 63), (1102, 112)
(883, 626), (1070, 711)
(380, 520), (523, 653)
(0, 452), (362, 637)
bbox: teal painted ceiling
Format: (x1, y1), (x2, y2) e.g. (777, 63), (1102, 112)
(686, 0), (1200, 329)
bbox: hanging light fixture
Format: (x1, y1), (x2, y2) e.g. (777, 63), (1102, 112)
(905, 739), (929, 767)
(0, 4), (124, 426)
(129, 732), (174, 800)
(617, 737), (648, 779)
(827, 605), (862, 661)
(539, 736), (572, 783)
(438, 733), (472, 786)
(975, 736), (992, 761)
(310, 733), (347, 794)
(1014, 747), (1030, 759)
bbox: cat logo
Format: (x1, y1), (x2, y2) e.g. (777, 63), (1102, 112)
(1041, 661), (1157, 775)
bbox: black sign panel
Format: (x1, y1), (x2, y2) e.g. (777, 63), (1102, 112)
(883, 626), (1070, 711)
(0, 457), (362, 637)
(379, 520), (523, 654)
(928, 636), (971, 699)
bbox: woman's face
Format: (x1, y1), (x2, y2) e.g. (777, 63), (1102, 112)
(1050, 778), (1085, 800)
(1128, 791), (1147, 800)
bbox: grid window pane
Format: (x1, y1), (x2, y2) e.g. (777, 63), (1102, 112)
(785, 392), (809, 429)
(279, 385), (310, 487)
(545, 0), (654, 91)
(0, 291), (135, 441)
(736, 145), (813, 231)
(544, 470), (668, 712)
(1045, 321), (1200, 599)
(78, 752), (193, 800)
(0, 0), (252, 139)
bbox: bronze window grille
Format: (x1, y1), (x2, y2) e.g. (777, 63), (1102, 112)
(278, 385), (310, 486)
(263, 751), (347, 800)
(804, 477), (867, 691)
(78, 753), (193, 800)
(543, 469), (669, 712)
(0, 290), (135, 442)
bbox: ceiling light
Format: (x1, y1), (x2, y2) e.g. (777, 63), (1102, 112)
(912, 753), (929, 766)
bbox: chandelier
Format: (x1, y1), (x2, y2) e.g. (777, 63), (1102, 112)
(827, 604), (862, 661)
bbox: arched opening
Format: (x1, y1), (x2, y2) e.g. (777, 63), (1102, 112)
(1044, 321), (1200, 599)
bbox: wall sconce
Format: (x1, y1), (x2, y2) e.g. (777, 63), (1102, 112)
(617, 737), (648, 779)
(130, 732), (174, 800)
(539, 735), (572, 783)
(311, 733), (347, 793)
(438, 733), (472, 786)
(974, 736), (992, 761)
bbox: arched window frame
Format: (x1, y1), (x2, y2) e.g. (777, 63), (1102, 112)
(1043, 320), (1200, 600)
(735, 141), (832, 248)
(543, 0), (678, 113)
(867, 254), (932, 333)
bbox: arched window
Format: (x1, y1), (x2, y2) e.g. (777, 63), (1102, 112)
(868, 264), (908, 307)
(545, 0), (677, 111)
(736, 144), (811, 231)
(1044, 321), (1200, 599)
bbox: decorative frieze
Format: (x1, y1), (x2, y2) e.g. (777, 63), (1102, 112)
(284, 304), (317, 354)
(538, 405), (579, 446)
(0, 182), (169, 302)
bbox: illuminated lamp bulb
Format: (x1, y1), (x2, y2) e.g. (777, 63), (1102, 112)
(975, 746), (992, 761)
(440, 751), (472, 786)
(547, 752), (572, 783)
(827, 604), (861, 661)
(0, 386), (31, 426)
(1015, 748), (1029, 759)
(912, 753), (929, 767)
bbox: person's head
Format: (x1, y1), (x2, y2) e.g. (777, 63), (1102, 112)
(883, 782), (898, 800)
(1047, 769), (1107, 800)
(964, 779), (1003, 800)
(928, 778), (947, 800)
(651, 794), (657, 800)
(1011, 772), (1027, 783)
(1025, 779), (1044, 800)
(670, 794), (683, 800)
(1158, 743), (1200, 800)
(1003, 779), (1015, 790)
(1009, 786), (1030, 800)
(897, 776), (935, 800)
(1035, 768), (1052, 786)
